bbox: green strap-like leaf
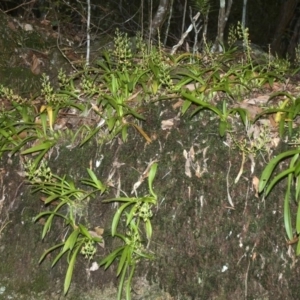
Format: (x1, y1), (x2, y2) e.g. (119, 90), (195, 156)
(51, 247), (70, 267)
(284, 173), (293, 241)
(181, 90), (222, 117)
(102, 197), (136, 203)
(111, 202), (134, 236)
(64, 244), (82, 295)
(99, 246), (125, 269)
(264, 167), (296, 197)
(38, 242), (64, 264)
(21, 140), (54, 154)
(296, 201), (300, 234)
(117, 245), (130, 276)
(62, 229), (80, 252)
(78, 223), (92, 239)
(297, 239), (300, 256)
(126, 263), (136, 300)
(145, 219), (153, 240)
(86, 168), (106, 192)
(117, 260), (129, 300)
(148, 163), (158, 199)
(259, 150), (300, 193)
(219, 120), (227, 137)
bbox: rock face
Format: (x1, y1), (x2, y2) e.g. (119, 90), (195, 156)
(0, 98), (299, 300)
(1, 9), (300, 300)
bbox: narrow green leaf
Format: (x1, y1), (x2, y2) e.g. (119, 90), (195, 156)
(99, 246), (125, 269)
(8, 136), (37, 156)
(296, 177), (300, 201)
(102, 197), (136, 203)
(38, 242), (64, 264)
(181, 99), (192, 115)
(219, 120), (227, 137)
(222, 100), (227, 115)
(78, 223), (92, 239)
(44, 193), (59, 204)
(149, 62), (159, 78)
(296, 201), (300, 234)
(279, 116), (285, 137)
(86, 168), (105, 192)
(42, 214), (54, 239)
(107, 117), (117, 131)
(294, 159), (300, 177)
(62, 229), (80, 252)
(117, 245), (129, 276)
(79, 126), (100, 147)
(269, 91), (295, 103)
(40, 111), (48, 134)
(145, 219), (152, 240)
(117, 260), (128, 300)
(21, 140), (54, 154)
(0, 128), (13, 139)
(284, 174), (293, 240)
(64, 244), (82, 295)
(181, 91), (222, 117)
(296, 239), (300, 256)
(231, 107), (247, 125)
(126, 204), (138, 226)
(148, 163), (157, 199)
(111, 202), (133, 236)
(287, 110), (294, 136)
(259, 150), (300, 193)
(126, 263), (135, 300)
(32, 148), (51, 171)
(190, 106), (205, 117)
(121, 125), (128, 142)
(125, 107), (145, 120)
(264, 167), (296, 196)
(51, 247), (69, 267)
(34, 211), (66, 223)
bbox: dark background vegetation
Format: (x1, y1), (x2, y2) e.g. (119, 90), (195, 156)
(0, 0), (300, 58)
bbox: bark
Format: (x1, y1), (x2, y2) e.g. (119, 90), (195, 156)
(213, 0), (233, 52)
(149, 0), (170, 40)
(271, 0), (300, 56)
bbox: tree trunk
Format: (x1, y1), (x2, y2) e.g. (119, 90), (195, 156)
(149, 0), (170, 41)
(271, 0), (300, 57)
(212, 0), (233, 52)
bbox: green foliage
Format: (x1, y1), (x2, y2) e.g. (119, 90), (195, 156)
(192, 0), (211, 15)
(259, 150), (300, 254)
(25, 162), (106, 294)
(181, 90), (247, 137)
(257, 94), (300, 254)
(24, 158), (158, 297)
(100, 163), (158, 300)
(1, 26), (300, 297)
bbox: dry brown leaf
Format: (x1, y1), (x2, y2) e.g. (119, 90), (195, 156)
(252, 176), (259, 198)
(31, 54), (41, 75)
(237, 102), (263, 120)
(94, 226), (104, 236)
(89, 227), (105, 248)
(270, 82), (283, 92)
(7, 21), (17, 31)
(161, 119), (174, 130)
(245, 95), (270, 105)
(172, 99), (184, 109)
(41, 18), (51, 26)
(183, 82), (200, 91)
